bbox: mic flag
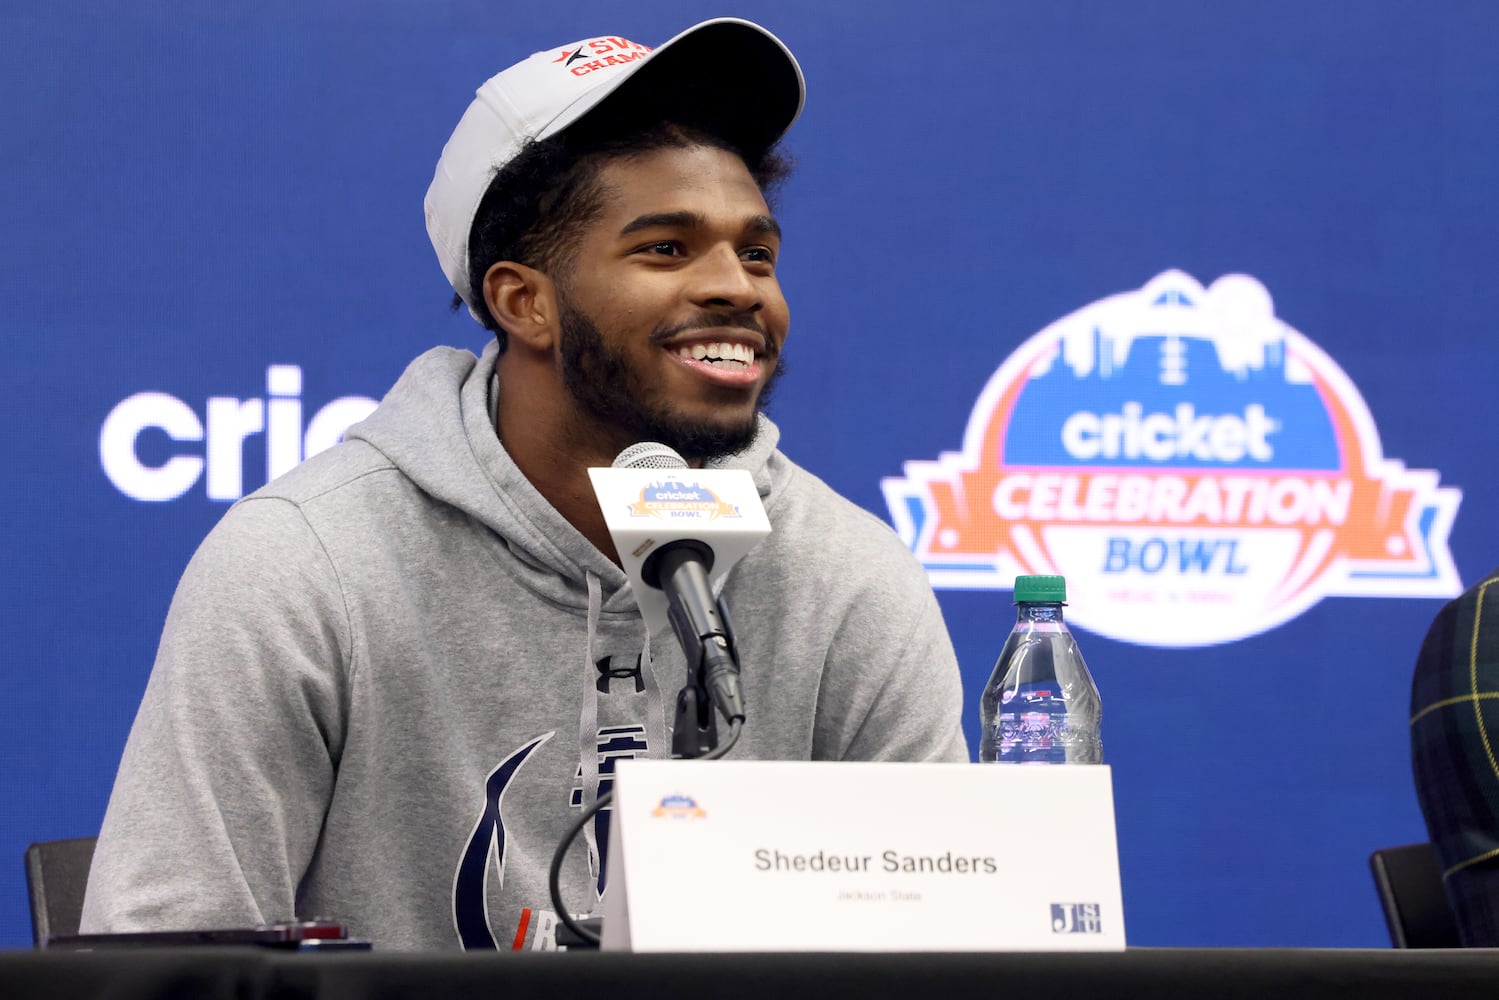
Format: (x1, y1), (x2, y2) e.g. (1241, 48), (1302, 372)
(588, 445), (771, 641)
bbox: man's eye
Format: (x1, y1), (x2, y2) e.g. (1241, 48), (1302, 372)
(643, 241), (681, 256)
(741, 247), (775, 264)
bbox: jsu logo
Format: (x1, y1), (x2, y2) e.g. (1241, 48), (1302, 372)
(883, 271), (1462, 647)
(1051, 902), (1103, 934)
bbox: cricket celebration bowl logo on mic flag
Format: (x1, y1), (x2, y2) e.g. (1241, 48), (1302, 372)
(628, 480), (740, 521)
(882, 270), (1462, 647)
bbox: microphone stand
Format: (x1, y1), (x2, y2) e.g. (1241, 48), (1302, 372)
(646, 541), (746, 758)
(669, 610), (738, 757)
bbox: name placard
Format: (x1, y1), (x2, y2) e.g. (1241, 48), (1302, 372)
(600, 760), (1125, 952)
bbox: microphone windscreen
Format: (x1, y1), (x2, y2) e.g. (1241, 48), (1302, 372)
(612, 441), (689, 471)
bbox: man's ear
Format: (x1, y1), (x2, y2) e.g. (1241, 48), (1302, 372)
(483, 261), (557, 351)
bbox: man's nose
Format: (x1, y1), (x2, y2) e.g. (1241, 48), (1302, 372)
(689, 246), (762, 312)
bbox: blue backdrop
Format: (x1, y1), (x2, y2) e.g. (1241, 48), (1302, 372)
(5, 0), (1498, 949)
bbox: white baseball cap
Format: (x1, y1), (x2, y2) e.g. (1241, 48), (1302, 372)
(424, 17), (806, 315)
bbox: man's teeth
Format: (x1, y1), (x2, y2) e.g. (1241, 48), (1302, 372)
(676, 343), (755, 368)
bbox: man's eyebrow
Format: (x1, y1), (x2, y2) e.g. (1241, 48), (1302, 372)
(748, 214), (783, 240)
(616, 211), (784, 240)
(619, 211), (702, 236)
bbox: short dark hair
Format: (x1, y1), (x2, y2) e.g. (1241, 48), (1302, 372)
(456, 119), (792, 351)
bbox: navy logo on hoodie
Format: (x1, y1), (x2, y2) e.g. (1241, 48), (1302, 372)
(452, 733), (552, 950)
(570, 725), (649, 897)
(453, 725), (653, 950)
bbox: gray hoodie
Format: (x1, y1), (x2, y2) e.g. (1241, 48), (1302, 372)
(81, 341), (968, 950)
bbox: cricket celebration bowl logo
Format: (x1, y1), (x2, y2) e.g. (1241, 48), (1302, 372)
(651, 793), (707, 820)
(628, 480), (740, 521)
(882, 270), (1462, 647)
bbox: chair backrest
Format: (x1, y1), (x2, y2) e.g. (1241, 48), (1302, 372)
(24, 837), (98, 947)
(1369, 842), (1461, 948)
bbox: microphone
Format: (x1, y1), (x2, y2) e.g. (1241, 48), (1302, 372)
(590, 443), (772, 756)
(616, 444), (744, 732)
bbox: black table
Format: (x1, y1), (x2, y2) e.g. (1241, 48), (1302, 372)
(4, 947), (1499, 1000)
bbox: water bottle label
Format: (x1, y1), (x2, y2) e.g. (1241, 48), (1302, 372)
(996, 683), (1069, 764)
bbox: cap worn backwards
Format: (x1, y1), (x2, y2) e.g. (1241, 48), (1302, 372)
(424, 17), (806, 318)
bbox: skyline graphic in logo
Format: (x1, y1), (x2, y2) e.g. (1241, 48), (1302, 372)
(882, 270), (1462, 647)
(628, 480), (740, 521)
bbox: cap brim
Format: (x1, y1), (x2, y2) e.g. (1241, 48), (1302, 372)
(541, 18), (805, 157)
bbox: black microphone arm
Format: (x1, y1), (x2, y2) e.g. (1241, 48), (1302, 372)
(642, 539), (746, 758)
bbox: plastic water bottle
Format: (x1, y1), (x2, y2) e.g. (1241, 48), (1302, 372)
(979, 575), (1103, 764)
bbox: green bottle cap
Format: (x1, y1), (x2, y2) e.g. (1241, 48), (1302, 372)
(1013, 575), (1066, 603)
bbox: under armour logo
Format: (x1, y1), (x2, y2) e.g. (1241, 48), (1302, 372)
(595, 654), (645, 694)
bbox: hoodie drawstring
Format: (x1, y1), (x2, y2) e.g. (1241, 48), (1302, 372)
(573, 573), (673, 914)
(578, 571), (604, 906)
(639, 627), (669, 763)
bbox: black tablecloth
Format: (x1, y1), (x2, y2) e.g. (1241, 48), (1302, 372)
(4, 947), (1499, 1000)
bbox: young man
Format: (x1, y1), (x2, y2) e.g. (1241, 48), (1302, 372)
(81, 18), (966, 951)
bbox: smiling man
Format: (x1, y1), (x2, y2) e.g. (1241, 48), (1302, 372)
(82, 18), (966, 951)
(483, 135), (793, 559)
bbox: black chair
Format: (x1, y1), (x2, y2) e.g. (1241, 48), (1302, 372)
(1369, 842), (1462, 948)
(24, 836), (97, 947)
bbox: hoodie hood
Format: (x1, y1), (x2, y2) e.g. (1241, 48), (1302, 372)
(345, 340), (783, 615)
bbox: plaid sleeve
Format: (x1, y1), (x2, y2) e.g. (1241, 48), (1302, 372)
(1411, 569), (1499, 947)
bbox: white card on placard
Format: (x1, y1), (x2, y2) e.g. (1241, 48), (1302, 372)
(600, 760), (1125, 953)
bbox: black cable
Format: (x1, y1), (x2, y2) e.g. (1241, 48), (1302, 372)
(548, 719), (743, 948)
(548, 790), (611, 946)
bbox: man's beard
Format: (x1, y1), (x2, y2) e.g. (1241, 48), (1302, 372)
(556, 296), (784, 463)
